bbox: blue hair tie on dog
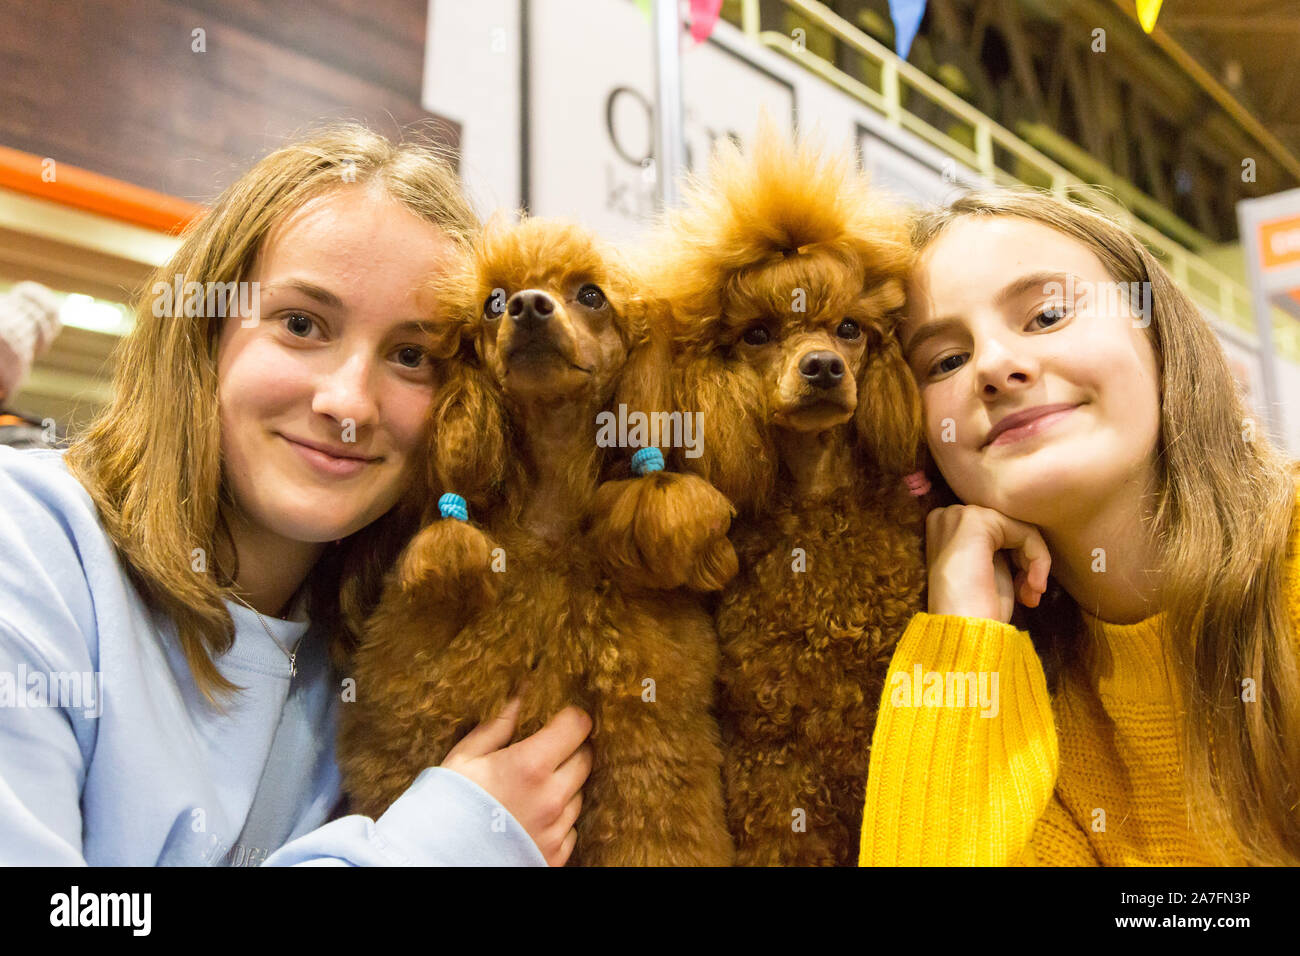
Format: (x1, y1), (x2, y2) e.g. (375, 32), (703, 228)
(631, 447), (664, 476)
(438, 492), (469, 522)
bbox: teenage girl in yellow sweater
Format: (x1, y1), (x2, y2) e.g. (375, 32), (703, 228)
(860, 188), (1300, 866)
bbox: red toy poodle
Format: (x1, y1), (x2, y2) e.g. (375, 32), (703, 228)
(642, 123), (928, 865)
(337, 215), (738, 866)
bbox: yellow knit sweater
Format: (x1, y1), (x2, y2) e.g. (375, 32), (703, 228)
(859, 491), (1300, 866)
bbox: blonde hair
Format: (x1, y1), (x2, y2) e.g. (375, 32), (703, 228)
(911, 187), (1300, 866)
(64, 123), (479, 706)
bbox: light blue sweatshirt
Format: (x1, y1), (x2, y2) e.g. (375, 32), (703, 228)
(0, 446), (546, 866)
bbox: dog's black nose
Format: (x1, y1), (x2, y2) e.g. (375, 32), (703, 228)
(507, 289), (555, 329)
(799, 351), (845, 389)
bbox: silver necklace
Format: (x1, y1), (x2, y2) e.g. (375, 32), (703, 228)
(230, 591), (304, 679)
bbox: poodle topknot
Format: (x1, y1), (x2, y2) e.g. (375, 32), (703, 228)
(649, 116), (911, 351)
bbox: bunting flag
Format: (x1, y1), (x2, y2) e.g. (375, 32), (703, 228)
(888, 0), (927, 61)
(689, 0), (724, 43)
(1136, 0), (1163, 34)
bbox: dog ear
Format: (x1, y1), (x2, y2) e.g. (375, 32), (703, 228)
(590, 471), (738, 592)
(855, 328), (923, 477)
(430, 359), (513, 512)
(383, 354), (505, 632)
(674, 350), (776, 514)
(612, 297), (672, 426)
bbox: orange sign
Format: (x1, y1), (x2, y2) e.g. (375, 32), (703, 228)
(1259, 214), (1300, 271)
(0, 145), (202, 235)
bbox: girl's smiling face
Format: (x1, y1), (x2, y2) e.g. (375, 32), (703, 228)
(901, 215), (1162, 526)
(216, 185), (455, 545)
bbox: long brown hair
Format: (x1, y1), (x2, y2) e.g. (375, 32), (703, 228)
(909, 187), (1300, 866)
(64, 123), (479, 707)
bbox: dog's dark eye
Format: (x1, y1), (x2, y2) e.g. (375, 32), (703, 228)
(836, 319), (862, 340)
(577, 284), (606, 309)
(483, 289), (506, 321)
(742, 326), (771, 346)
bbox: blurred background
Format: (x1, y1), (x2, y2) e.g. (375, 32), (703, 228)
(1, 0), (1297, 451)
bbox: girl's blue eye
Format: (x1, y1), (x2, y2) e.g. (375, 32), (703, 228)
(931, 353), (966, 377)
(395, 346), (427, 369)
(1033, 307), (1067, 328)
(285, 313), (314, 336)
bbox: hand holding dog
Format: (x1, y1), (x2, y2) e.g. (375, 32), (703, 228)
(925, 505), (1052, 623)
(441, 698), (594, 867)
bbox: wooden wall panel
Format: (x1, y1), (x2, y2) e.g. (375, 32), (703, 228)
(0, 0), (454, 204)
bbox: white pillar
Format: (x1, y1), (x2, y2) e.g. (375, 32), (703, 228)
(652, 0), (686, 209)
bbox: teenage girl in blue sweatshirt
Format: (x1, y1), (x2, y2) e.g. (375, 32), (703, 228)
(0, 124), (591, 866)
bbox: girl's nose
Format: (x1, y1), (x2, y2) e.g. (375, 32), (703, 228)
(974, 336), (1036, 395)
(311, 351), (380, 432)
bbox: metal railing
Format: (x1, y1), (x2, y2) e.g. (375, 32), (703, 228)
(733, 0), (1300, 364)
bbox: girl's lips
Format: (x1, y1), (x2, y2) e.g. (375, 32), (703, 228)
(282, 435), (374, 478)
(986, 405), (1080, 447)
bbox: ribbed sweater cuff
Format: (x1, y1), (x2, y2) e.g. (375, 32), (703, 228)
(859, 613), (1059, 866)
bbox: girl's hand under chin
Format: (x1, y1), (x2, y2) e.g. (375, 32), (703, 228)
(925, 505), (1053, 623)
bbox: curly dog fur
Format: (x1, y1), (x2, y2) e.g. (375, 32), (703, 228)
(642, 123), (927, 865)
(337, 216), (738, 865)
